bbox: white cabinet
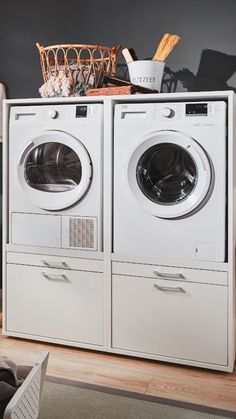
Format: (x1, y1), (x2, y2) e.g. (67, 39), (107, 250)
(3, 93), (236, 372)
(6, 263), (104, 346)
(112, 270), (228, 365)
(5, 254), (229, 367)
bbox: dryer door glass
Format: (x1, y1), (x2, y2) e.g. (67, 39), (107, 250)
(18, 130), (92, 211)
(25, 142), (82, 192)
(136, 143), (197, 205)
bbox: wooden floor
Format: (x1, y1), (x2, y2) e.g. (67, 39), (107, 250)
(0, 330), (236, 412)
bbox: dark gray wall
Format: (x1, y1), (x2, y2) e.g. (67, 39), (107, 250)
(1, 0), (236, 97)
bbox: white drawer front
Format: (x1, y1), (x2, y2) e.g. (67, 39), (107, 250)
(7, 252), (103, 272)
(6, 264), (104, 346)
(112, 262), (227, 285)
(112, 275), (228, 365)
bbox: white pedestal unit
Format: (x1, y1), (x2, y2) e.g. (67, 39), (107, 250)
(2, 91), (236, 372)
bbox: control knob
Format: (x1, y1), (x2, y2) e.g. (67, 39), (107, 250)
(162, 107), (174, 118)
(48, 109), (58, 119)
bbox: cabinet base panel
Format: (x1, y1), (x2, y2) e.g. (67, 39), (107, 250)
(2, 330), (233, 372)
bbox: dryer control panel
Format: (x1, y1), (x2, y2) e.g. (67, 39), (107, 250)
(76, 105), (88, 118)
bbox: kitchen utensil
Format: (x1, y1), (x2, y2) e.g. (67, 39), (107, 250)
(152, 33), (181, 61)
(122, 48), (135, 63)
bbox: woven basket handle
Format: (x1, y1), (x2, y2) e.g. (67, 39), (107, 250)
(36, 42), (44, 52)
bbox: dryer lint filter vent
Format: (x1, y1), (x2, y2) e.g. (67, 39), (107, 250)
(69, 217), (97, 250)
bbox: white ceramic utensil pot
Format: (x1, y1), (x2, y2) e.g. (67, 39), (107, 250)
(128, 60), (165, 91)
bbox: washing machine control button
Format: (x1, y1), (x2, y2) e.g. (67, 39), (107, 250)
(48, 110), (58, 119)
(162, 107), (174, 118)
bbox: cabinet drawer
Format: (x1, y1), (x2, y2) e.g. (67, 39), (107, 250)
(7, 252), (103, 273)
(6, 264), (104, 346)
(112, 261), (227, 285)
(112, 275), (228, 365)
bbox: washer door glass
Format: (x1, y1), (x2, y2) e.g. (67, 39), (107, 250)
(136, 143), (197, 205)
(25, 142), (82, 193)
(126, 131), (212, 219)
(18, 131), (92, 211)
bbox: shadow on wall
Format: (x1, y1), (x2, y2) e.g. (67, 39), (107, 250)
(176, 49), (236, 93)
(117, 49), (236, 93)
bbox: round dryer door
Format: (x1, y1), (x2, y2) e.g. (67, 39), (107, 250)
(18, 130), (92, 210)
(125, 130), (212, 219)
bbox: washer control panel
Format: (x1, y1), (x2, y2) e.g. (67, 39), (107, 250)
(186, 103), (208, 116)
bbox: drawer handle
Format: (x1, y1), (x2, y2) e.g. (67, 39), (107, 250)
(41, 259), (68, 269)
(153, 270), (185, 280)
(41, 272), (69, 282)
(153, 283), (186, 293)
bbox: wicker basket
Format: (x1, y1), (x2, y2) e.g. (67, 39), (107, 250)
(36, 43), (121, 97)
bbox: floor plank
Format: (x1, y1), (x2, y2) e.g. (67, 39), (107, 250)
(0, 331), (236, 412)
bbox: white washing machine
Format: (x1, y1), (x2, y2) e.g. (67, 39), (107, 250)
(9, 103), (103, 251)
(114, 101), (226, 262)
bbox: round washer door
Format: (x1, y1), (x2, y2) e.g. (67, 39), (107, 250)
(125, 130), (212, 219)
(18, 130), (92, 211)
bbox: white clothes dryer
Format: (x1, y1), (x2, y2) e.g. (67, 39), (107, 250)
(9, 103), (103, 251)
(114, 101), (226, 262)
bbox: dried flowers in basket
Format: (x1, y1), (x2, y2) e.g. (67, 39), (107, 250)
(36, 43), (121, 97)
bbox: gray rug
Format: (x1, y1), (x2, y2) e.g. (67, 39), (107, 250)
(39, 376), (235, 419)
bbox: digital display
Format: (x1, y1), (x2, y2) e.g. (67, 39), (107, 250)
(76, 105), (87, 118)
(186, 103), (208, 116)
